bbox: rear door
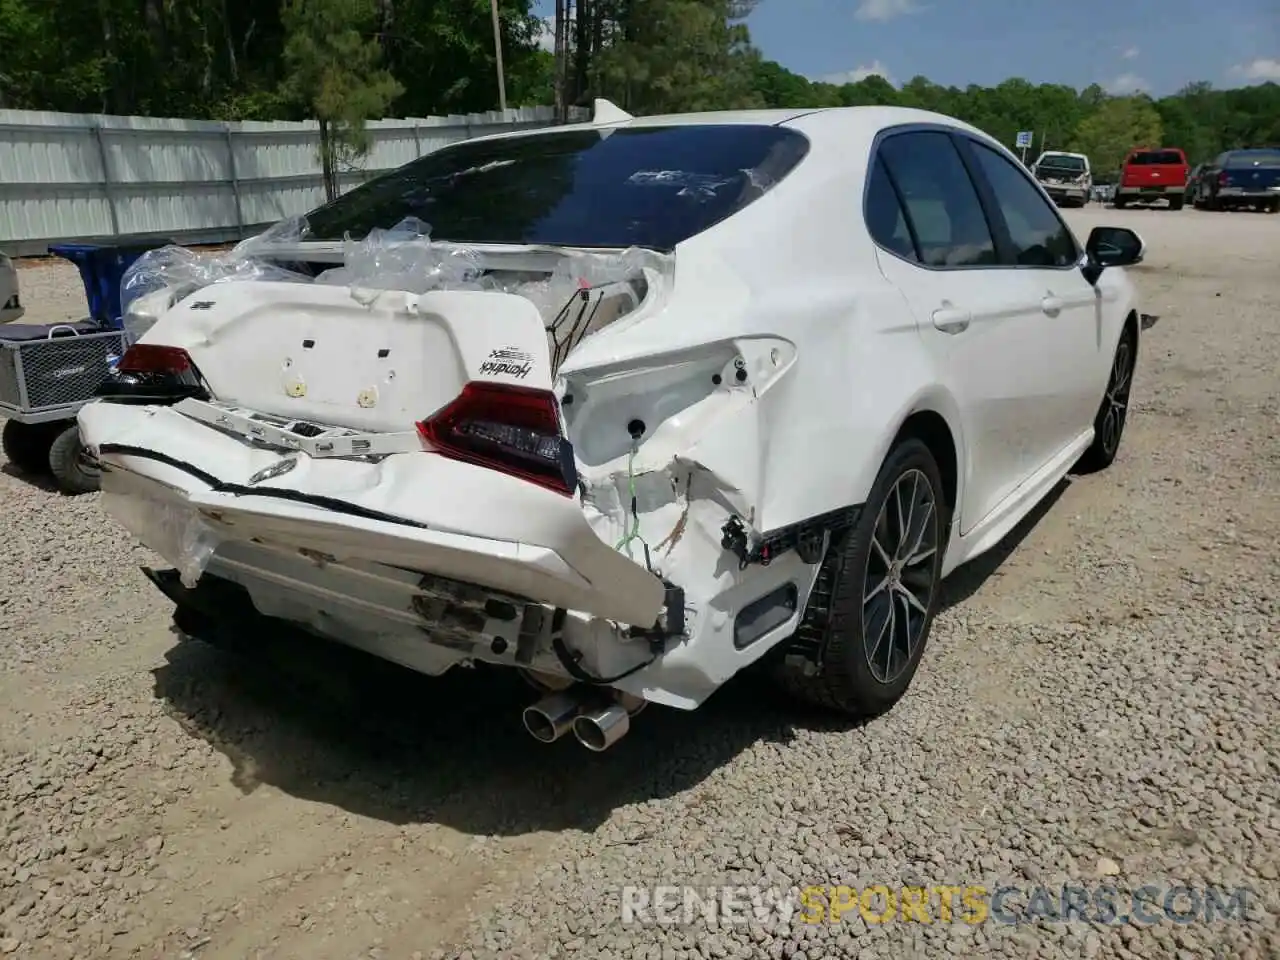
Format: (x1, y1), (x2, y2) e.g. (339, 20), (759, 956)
(867, 129), (1044, 533)
(957, 137), (1104, 469)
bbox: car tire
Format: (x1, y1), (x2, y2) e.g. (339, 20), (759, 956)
(1112, 196), (1127, 209)
(1076, 324), (1137, 474)
(773, 437), (949, 719)
(1, 419), (59, 474)
(47, 423), (100, 495)
(1269, 199), (1280, 214)
(1168, 195), (1184, 211)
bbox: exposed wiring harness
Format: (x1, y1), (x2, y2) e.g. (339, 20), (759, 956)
(547, 607), (660, 685)
(548, 440), (670, 685)
(613, 442), (653, 572)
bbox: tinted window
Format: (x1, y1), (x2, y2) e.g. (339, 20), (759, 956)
(1128, 150), (1184, 165)
(969, 142), (1080, 268)
(300, 125), (810, 251)
(865, 156), (917, 261)
(1038, 154), (1086, 173)
(1226, 150), (1280, 168)
(878, 132), (996, 268)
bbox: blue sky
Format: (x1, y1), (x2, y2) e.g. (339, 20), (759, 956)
(531, 0), (1280, 96)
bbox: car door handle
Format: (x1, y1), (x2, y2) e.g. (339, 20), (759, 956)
(931, 307), (971, 333)
(1041, 296), (1065, 316)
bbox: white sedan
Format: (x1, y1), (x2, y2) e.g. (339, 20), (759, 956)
(78, 102), (1144, 751)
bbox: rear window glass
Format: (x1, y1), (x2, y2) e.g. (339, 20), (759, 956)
(1226, 150), (1280, 168)
(1128, 151), (1184, 165)
(302, 125), (811, 251)
(1038, 154), (1086, 172)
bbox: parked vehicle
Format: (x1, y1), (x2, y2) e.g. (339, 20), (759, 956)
(1184, 163), (1206, 206)
(77, 102), (1146, 749)
(1192, 148), (1280, 212)
(1113, 147), (1189, 209)
(0, 252), (22, 323)
(0, 241), (168, 494)
(1031, 151), (1092, 207)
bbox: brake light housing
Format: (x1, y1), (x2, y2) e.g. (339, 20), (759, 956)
(417, 382), (578, 496)
(1218, 170), (1231, 187)
(95, 343), (210, 404)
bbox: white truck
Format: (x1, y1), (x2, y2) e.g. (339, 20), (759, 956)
(1031, 151), (1092, 208)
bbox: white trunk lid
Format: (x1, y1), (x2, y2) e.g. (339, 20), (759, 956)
(147, 279), (554, 433)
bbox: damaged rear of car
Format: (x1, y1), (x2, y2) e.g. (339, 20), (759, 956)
(82, 107), (857, 749)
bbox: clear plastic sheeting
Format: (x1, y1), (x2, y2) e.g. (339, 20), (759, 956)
(119, 216), (314, 339)
(102, 491), (220, 588)
(119, 212), (675, 363)
(314, 217), (486, 305)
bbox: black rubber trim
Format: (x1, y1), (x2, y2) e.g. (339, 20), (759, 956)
(552, 634), (656, 685)
(98, 442), (431, 531)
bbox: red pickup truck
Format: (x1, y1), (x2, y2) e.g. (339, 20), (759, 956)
(1113, 147), (1189, 210)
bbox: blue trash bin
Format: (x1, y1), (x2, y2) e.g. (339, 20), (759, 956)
(48, 239), (174, 330)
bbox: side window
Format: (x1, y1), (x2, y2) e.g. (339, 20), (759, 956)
(865, 155), (918, 262)
(967, 141), (1081, 268)
(878, 132), (997, 268)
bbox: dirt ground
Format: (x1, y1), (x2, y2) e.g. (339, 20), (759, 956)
(1, 206), (1277, 959)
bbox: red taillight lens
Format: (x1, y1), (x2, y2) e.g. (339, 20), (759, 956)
(416, 382), (577, 496)
(117, 343), (194, 374)
(95, 343), (209, 404)
(1218, 171), (1231, 186)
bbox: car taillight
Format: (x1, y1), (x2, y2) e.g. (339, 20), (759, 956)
(95, 343), (209, 404)
(1218, 171), (1231, 186)
(416, 382), (578, 496)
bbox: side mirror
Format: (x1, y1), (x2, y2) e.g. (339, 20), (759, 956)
(1087, 226), (1145, 267)
(1082, 226), (1144, 284)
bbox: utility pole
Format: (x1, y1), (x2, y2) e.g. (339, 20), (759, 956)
(490, 0), (507, 111)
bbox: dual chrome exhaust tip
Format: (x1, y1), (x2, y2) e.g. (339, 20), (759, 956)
(522, 690), (633, 752)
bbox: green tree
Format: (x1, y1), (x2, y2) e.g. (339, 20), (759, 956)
(280, 0), (403, 200)
(593, 0), (763, 114)
(1071, 95), (1164, 177)
(382, 0), (548, 116)
(2, 0), (1279, 169)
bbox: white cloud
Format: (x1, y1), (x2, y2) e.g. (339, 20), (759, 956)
(819, 61), (895, 85)
(1121, 46), (1140, 60)
(855, 0), (919, 22)
(1229, 58), (1280, 82)
(536, 16), (556, 53)
(1105, 73), (1148, 94)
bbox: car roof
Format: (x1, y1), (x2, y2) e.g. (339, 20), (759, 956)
(459, 103), (996, 150)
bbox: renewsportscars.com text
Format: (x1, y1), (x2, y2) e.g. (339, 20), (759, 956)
(619, 884), (1252, 927)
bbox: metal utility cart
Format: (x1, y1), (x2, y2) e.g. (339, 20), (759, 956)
(0, 240), (170, 494)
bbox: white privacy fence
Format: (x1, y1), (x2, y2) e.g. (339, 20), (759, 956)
(0, 106), (584, 257)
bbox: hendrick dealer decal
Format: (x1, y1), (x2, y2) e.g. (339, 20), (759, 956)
(479, 346), (534, 380)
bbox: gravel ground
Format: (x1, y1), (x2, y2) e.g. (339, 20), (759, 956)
(1, 207), (1277, 959)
